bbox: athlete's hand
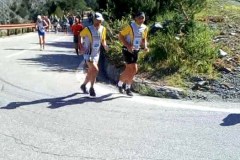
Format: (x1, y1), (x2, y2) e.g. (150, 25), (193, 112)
(103, 45), (109, 53)
(144, 47), (150, 52)
(126, 44), (134, 53)
(79, 44), (85, 54)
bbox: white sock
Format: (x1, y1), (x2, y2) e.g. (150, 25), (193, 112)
(118, 81), (123, 87)
(126, 84), (131, 89)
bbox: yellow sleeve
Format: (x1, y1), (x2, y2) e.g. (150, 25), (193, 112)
(102, 27), (106, 41)
(143, 27), (148, 39)
(119, 25), (132, 36)
(80, 27), (91, 38)
(80, 27), (92, 42)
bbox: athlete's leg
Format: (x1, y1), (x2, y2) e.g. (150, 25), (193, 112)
(88, 62), (99, 88)
(126, 63), (138, 84)
(38, 35), (41, 46)
(82, 61), (91, 85)
(74, 36), (79, 55)
(119, 64), (131, 83)
(84, 61), (98, 96)
(75, 43), (79, 55)
(42, 34), (45, 50)
(124, 62), (138, 96)
(38, 34), (43, 50)
(118, 48), (132, 89)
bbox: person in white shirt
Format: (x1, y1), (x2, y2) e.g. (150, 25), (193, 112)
(36, 15), (48, 50)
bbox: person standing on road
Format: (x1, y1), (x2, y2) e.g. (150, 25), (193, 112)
(117, 11), (149, 96)
(36, 15), (48, 51)
(43, 16), (51, 32)
(68, 15), (74, 30)
(52, 15), (59, 33)
(71, 17), (84, 56)
(78, 12), (109, 97)
(62, 15), (69, 34)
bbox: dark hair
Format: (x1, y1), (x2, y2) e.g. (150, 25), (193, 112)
(134, 12), (145, 18)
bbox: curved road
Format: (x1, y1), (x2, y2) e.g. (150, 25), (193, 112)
(0, 32), (240, 160)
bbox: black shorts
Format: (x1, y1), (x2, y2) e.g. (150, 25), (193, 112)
(73, 35), (79, 43)
(122, 46), (139, 64)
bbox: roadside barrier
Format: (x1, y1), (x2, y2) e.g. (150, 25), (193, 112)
(0, 23), (36, 36)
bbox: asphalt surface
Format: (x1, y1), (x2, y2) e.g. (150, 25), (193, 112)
(0, 32), (240, 160)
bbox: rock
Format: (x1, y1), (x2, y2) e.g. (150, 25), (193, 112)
(175, 36), (180, 40)
(219, 67), (232, 73)
(198, 81), (208, 86)
(219, 31), (226, 35)
(191, 76), (204, 82)
(219, 49), (228, 57)
(230, 32), (237, 36)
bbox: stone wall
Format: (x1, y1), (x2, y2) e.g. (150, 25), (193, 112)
(99, 53), (187, 99)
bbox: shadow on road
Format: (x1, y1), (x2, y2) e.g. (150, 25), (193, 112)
(46, 41), (73, 49)
(19, 53), (83, 72)
(220, 114), (240, 126)
(4, 48), (74, 53)
(0, 93), (128, 110)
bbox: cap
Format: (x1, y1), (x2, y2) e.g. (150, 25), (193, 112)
(134, 12), (145, 18)
(94, 12), (104, 22)
(37, 15), (41, 20)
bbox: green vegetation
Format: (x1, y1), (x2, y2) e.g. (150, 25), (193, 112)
(8, 0), (88, 22)
(105, 0), (222, 87)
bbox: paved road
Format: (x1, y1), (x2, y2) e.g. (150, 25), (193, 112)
(0, 32), (240, 160)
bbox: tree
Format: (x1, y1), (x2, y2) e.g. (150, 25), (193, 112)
(98, 0), (160, 20)
(54, 6), (64, 18)
(57, 0), (86, 14)
(173, 0), (207, 21)
(85, 0), (98, 10)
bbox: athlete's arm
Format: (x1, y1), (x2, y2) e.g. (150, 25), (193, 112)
(78, 35), (84, 54)
(43, 20), (49, 28)
(141, 29), (149, 52)
(142, 38), (149, 52)
(101, 28), (109, 52)
(119, 33), (133, 53)
(35, 22), (38, 30)
(78, 28), (87, 54)
(119, 25), (133, 53)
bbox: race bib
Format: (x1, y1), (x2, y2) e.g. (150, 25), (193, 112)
(92, 40), (100, 51)
(133, 37), (141, 50)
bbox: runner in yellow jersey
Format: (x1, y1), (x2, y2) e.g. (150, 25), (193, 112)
(78, 12), (109, 97)
(117, 11), (149, 96)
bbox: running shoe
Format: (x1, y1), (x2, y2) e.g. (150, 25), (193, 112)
(118, 86), (124, 94)
(80, 84), (88, 94)
(89, 87), (96, 97)
(126, 89), (133, 96)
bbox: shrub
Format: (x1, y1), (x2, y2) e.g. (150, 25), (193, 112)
(138, 13), (218, 83)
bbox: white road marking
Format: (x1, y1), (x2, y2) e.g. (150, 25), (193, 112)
(5, 45), (39, 58)
(5, 35), (66, 58)
(130, 96), (240, 113)
(91, 84), (240, 113)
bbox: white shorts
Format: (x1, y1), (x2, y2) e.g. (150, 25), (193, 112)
(83, 54), (100, 63)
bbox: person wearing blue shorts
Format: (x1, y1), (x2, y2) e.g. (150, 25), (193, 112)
(36, 15), (48, 51)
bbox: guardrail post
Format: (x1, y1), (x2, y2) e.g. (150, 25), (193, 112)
(0, 23), (36, 37)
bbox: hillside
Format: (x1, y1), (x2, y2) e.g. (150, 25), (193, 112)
(134, 0), (240, 102)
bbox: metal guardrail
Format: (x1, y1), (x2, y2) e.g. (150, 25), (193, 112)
(0, 23), (36, 36)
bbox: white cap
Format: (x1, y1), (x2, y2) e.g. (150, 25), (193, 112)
(37, 15), (41, 20)
(94, 12), (104, 22)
